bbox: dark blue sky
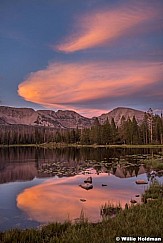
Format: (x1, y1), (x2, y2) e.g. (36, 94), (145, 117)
(0, 0), (163, 117)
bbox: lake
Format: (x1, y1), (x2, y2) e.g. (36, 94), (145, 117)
(0, 146), (163, 231)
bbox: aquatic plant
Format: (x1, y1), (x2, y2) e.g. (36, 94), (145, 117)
(100, 202), (122, 219)
(142, 180), (163, 202)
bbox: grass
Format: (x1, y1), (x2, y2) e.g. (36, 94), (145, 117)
(100, 202), (122, 219)
(0, 182), (163, 243)
(143, 158), (163, 171)
(142, 181), (163, 202)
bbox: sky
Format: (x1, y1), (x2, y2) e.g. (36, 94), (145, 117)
(0, 0), (163, 117)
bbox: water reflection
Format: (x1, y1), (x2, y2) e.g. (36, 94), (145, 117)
(0, 146), (161, 184)
(0, 146), (163, 230)
(0, 163), (37, 183)
(17, 173), (146, 223)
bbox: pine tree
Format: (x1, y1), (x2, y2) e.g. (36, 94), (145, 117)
(132, 116), (139, 144)
(147, 108), (154, 143)
(111, 118), (118, 144)
(101, 118), (112, 144)
(140, 113), (149, 144)
(90, 118), (101, 144)
(119, 115), (126, 144)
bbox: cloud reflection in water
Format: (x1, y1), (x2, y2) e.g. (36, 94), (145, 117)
(17, 173), (145, 223)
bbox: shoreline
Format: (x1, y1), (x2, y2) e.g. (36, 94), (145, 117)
(0, 143), (163, 149)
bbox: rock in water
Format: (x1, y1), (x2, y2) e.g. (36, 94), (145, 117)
(150, 170), (157, 176)
(102, 184), (107, 187)
(79, 183), (93, 190)
(135, 180), (148, 184)
(84, 176), (92, 183)
(80, 199), (86, 202)
(130, 199), (137, 204)
(147, 198), (156, 203)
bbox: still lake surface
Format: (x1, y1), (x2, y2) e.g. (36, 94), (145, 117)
(0, 146), (163, 231)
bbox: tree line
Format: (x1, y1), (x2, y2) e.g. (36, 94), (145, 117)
(0, 111), (163, 145)
(57, 112), (163, 145)
(0, 125), (57, 145)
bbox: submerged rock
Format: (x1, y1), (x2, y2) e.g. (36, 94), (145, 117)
(102, 184), (107, 187)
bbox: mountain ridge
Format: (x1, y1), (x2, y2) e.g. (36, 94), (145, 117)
(0, 105), (145, 128)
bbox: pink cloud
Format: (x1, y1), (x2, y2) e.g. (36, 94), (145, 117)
(17, 60), (162, 117)
(55, 2), (159, 53)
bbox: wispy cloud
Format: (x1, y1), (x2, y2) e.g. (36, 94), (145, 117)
(55, 2), (160, 53)
(18, 60), (162, 117)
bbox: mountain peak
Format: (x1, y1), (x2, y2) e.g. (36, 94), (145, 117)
(98, 107), (145, 126)
(0, 105), (146, 128)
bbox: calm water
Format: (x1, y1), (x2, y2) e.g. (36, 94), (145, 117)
(0, 147), (163, 231)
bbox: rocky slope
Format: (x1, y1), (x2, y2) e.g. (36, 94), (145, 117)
(0, 106), (38, 125)
(0, 106), (145, 128)
(98, 107), (145, 126)
(0, 106), (92, 128)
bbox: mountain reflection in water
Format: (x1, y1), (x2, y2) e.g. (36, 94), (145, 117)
(0, 146), (156, 184)
(0, 146), (163, 230)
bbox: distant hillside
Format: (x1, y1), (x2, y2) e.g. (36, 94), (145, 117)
(0, 106), (92, 129)
(98, 107), (145, 126)
(0, 106), (145, 128)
